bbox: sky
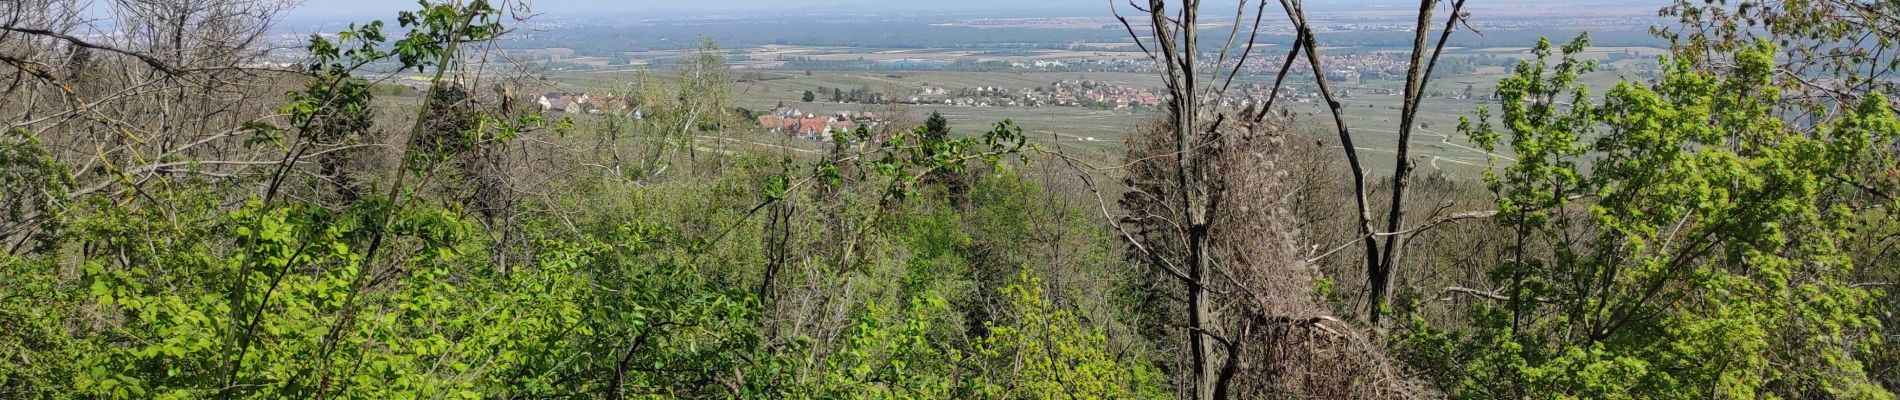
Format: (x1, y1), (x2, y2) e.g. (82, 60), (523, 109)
(285, 0), (1122, 18)
(281, 0), (1662, 20)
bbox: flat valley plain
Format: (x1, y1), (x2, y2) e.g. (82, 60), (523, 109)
(551, 45), (1654, 178)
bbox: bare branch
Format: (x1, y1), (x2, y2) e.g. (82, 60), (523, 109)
(1212, 0), (1270, 99)
(1305, 209), (1499, 264)
(1442, 286), (1508, 301)
(1044, 147), (1195, 283)
(1110, 0), (1161, 63)
(1254, 30), (1304, 121)
(0, 26), (180, 75)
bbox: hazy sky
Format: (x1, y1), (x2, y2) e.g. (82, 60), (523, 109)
(281, 0), (1658, 20)
(286, 0), (1118, 18)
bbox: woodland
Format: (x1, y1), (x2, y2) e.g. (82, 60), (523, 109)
(0, 0), (1896, 398)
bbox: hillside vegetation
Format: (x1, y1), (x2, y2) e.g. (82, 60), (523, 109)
(1, 0), (1896, 399)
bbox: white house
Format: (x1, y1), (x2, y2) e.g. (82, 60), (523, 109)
(536, 92), (593, 113)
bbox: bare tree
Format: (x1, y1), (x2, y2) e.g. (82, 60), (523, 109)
(1266, 0), (1474, 324)
(1090, 0), (1486, 397)
(1, 0), (302, 250)
(1110, 0), (1220, 396)
(1366, 0), (1471, 325)
(0, 0), (559, 260)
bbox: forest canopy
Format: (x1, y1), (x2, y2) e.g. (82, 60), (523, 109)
(0, 0), (1895, 399)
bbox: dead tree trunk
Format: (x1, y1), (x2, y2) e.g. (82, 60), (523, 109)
(1107, 0), (1475, 396)
(1281, 0), (1470, 325)
(1145, 0), (1216, 397)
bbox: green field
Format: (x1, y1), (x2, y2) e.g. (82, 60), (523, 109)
(556, 70), (1164, 153)
(549, 50), (1651, 178)
(1258, 63), (1644, 177)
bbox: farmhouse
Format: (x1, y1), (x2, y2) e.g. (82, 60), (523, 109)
(536, 92), (595, 113)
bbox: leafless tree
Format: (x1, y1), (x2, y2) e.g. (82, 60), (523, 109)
(0, 0), (559, 263)
(1, 0), (303, 251)
(1086, 0), (1485, 397)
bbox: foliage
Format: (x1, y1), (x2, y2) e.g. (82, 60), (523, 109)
(0, 256), (81, 399)
(811, 271), (1167, 399)
(0, 161), (1173, 398)
(973, 271), (1170, 399)
(605, 38), (735, 182)
(0, 129), (73, 252)
(0, 3), (1154, 398)
(1403, 35), (1898, 399)
(14, 0), (1900, 398)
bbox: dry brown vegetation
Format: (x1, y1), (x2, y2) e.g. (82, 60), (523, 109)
(1119, 116), (1429, 398)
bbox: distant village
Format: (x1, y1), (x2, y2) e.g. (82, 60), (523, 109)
(532, 91), (851, 123)
(527, 90), (890, 142)
(902, 79), (1166, 110)
(804, 51), (1514, 111)
(521, 52), (1518, 144)
(754, 108), (886, 141)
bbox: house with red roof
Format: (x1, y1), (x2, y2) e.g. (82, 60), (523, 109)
(757, 108), (870, 141)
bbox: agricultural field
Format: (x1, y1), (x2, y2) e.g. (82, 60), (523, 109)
(737, 44), (1151, 63)
(546, 45), (1659, 178)
(558, 69), (1163, 151)
(1241, 47), (1654, 176)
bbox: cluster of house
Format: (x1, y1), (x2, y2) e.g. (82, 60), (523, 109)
(903, 80), (1164, 110)
(1060, 80), (1164, 108)
(1225, 52), (1414, 82)
(533, 91), (664, 119)
(532, 92), (892, 142)
(755, 107), (883, 141)
(994, 50), (1422, 79)
(1008, 60), (1070, 69)
(536, 92), (601, 114)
